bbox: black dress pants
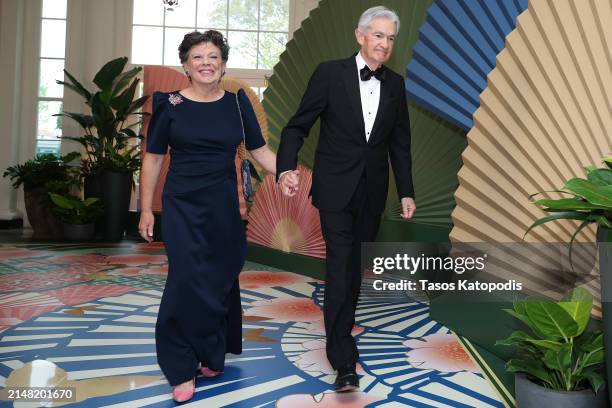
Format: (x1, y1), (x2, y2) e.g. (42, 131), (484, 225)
(319, 177), (382, 369)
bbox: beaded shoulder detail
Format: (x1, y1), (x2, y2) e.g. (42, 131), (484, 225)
(168, 93), (183, 106)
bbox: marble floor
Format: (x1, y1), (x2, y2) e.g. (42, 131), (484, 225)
(0, 241), (510, 407)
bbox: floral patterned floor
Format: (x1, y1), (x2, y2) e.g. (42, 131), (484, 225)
(0, 242), (508, 407)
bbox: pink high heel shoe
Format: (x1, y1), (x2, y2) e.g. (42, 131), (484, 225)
(172, 378), (195, 403)
(200, 366), (223, 378)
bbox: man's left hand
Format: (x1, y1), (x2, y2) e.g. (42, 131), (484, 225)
(400, 197), (416, 219)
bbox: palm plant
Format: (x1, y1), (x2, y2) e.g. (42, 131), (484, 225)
(55, 56), (149, 174)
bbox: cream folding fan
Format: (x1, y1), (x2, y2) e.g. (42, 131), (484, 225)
(246, 165), (325, 259)
(451, 0), (612, 310)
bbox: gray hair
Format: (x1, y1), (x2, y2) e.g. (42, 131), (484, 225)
(357, 6), (400, 35)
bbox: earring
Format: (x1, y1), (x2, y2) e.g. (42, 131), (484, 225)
(185, 71), (190, 78)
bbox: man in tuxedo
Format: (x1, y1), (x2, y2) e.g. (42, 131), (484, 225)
(276, 6), (416, 392)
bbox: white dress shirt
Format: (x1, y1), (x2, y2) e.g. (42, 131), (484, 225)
(356, 52), (381, 142)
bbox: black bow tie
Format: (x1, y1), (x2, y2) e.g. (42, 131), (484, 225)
(360, 65), (386, 81)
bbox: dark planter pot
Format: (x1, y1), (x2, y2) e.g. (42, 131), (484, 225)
(23, 186), (62, 239)
(61, 223), (95, 241)
(597, 226), (612, 406)
(84, 174), (102, 200)
(84, 174), (104, 239)
(515, 373), (608, 407)
(101, 171), (133, 242)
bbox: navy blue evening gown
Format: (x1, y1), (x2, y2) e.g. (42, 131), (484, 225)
(146, 89), (265, 386)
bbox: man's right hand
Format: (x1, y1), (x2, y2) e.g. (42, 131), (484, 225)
(279, 170), (300, 197)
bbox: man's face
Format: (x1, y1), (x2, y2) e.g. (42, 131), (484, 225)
(355, 17), (396, 66)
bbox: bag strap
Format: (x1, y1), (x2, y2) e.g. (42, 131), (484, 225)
(235, 90), (247, 160)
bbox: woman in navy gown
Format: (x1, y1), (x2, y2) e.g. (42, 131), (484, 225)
(138, 30), (277, 402)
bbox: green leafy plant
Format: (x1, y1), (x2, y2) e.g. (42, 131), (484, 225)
(3, 152), (80, 194)
(525, 157), (612, 261)
(55, 56), (149, 174)
(496, 288), (604, 393)
(49, 193), (103, 225)
(526, 157), (612, 233)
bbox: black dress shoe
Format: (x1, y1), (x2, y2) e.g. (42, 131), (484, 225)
(334, 364), (359, 392)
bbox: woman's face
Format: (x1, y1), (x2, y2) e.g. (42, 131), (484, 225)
(183, 42), (225, 85)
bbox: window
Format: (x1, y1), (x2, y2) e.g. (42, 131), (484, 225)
(251, 86), (267, 100)
(131, 0), (290, 97)
(36, 0), (68, 156)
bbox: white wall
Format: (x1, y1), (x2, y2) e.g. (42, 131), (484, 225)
(0, 0), (38, 223)
(0, 0), (320, 225)
(0, 0), (23, 221)
(290, 0), (320, 39)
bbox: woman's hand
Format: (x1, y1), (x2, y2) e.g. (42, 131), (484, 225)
(139, 153), (165, 243)
(139, 211), (155, 242)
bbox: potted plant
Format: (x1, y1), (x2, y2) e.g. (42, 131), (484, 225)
(55, 56), (149, 241)
(3, 152), (80, 238)
(525, 156), (612, 404)
(525, 157), (612, 251)
(49, 193), (103, 241)
(496, 288), (607, 407)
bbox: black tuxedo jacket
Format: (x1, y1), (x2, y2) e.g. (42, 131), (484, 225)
(276, 55), (414, 214)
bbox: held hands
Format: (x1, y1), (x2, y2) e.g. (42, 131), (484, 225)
(139, 211), (155, 242)
(279, 170), (300, 197)
(400, 197), (416, 219)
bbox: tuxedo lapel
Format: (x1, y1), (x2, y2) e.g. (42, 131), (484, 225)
(341, 58), (366, 136)
(369, 72), (392, 142)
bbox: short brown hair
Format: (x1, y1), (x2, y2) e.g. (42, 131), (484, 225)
(178, 30), (229, 63)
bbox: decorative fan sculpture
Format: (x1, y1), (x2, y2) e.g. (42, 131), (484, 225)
(450, 0), (612, 310)
(141, 66), (268, 218)
(406, 0), (527, 130)
(263, 0), (466, 229)
(246, 165), (325, 259)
